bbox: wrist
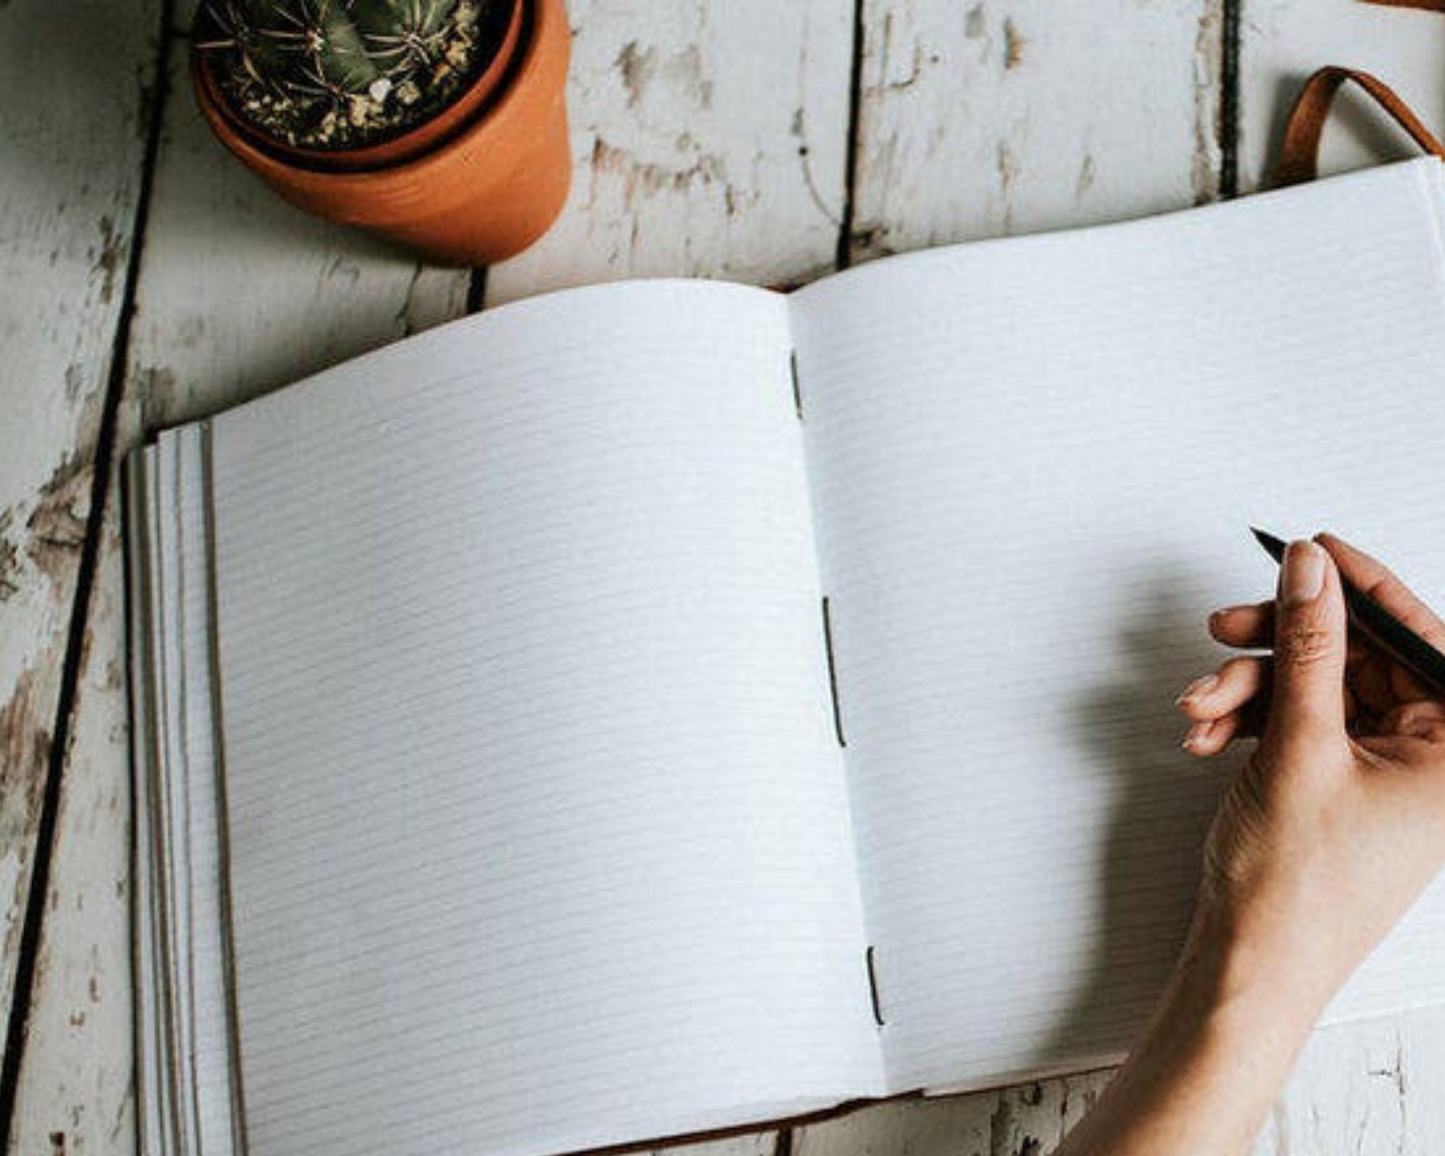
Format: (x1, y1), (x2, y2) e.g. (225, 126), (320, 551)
(1177, 898), (1337, 1042)
(1130, 905), (1323, 1108)
(1055, 923), (1314, 1156)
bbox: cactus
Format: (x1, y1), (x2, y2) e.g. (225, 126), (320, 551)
(197, 0), (498, 148)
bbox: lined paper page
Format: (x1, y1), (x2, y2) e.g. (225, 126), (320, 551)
(791, 159), (1445, 1091)
(208, 282), (881, 1156)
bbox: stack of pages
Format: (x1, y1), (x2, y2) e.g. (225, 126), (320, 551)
(130, 159), (1445, 1156)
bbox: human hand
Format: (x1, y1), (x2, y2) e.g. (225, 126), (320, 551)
(1053, 534), (1445, 1156)
(1175, 534), (1445, 1018)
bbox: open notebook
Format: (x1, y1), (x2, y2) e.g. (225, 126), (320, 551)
(129, 158), (1445, 1156)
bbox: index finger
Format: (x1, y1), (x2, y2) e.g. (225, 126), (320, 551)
(1316, 532), (1445, 650)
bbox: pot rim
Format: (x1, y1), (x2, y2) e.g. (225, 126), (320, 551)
(191, 0), (528, 175)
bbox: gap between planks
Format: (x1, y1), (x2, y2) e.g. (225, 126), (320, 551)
(836, 0), (868, 271)
(1220, 0), (1243, 197)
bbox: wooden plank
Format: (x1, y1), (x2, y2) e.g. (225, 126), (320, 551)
(486, 0), (856, 302)
(6, 40), (473, 1154)
(794, 1076), (1113, 1156)
(651, 1136), (775, 1156)
(0, 0), (160, 1050)
(1250, 1010), (1445, 1156)
(5, 491), (135, 1156)
(844, 0), (1224, 262)
(1238, 0), (1445, 192)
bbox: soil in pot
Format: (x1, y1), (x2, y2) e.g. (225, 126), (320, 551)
(195, 0), (525, 171)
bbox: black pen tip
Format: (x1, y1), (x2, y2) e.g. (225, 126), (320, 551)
(1250, 526), (1288, 562)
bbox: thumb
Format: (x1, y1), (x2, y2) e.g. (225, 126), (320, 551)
(1265, 538), (1349, 749)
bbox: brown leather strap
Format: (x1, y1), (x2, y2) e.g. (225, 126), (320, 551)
(1275, 65), (1445, 186)
(1362, 0), (1445, 11)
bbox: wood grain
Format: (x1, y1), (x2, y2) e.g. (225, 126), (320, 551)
(794, 1077), (1113, 1156)
(843, 0), (1224, 263)
(651, 1135), (777, 1156)
(485, 0), (855, 302)
(1251, 1010), (1445, 1156)
(6, 489), (135, 1156)
(0, 0), (160, 1054)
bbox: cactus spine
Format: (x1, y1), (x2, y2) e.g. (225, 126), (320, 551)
(197, 0), (494, 147)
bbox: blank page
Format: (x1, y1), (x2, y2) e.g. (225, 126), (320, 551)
(208, 282), (882, 1156)
(790, 159), (1445, 1091)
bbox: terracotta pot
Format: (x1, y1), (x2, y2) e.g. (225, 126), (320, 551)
(191, 0), (573, 266)
(201, 0), (527, 174)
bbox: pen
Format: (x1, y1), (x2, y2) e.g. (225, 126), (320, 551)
(1251, 527), (1445, 699)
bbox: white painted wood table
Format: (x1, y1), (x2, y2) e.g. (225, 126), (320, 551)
(6, 1), (1445, 1153)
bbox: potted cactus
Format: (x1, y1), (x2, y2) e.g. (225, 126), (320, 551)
(191, 0), (572, 265)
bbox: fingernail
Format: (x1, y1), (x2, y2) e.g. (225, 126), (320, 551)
(1210, 604), (1251, 622)
(1182, 721), (1214, 750)
(1175, 673), (1219, 705)
(1279, 540), (1326, 607)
